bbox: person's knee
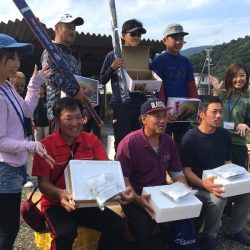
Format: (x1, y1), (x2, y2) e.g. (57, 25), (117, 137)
(54, 229), (77, 248)
(109, 217), (125, 237)
(208, 195), (227, 211)
(129, 218), (154, 240)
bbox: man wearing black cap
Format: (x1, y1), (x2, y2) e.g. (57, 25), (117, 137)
(100, 19), (148, 151)
(116, 98), (187, 250)
(41, 13), (85, 133)
(151, 23), (198, 146)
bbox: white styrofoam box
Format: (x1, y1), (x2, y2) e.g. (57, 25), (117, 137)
(142, 185), (202, 223)
(65, 160), (125, 207)
(202, 169), (250, 198)
(124, 69), (162, 92)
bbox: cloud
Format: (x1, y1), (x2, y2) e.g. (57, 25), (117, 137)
(0, 0), (249, 49)
(184, 16), (250, 48)
(188, 0), (218, 9)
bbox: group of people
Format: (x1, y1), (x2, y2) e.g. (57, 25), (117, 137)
(0, 11), (249, 250)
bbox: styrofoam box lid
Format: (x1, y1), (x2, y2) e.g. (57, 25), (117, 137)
(65, 160), (126, 200)
(122, 46), (149, 70)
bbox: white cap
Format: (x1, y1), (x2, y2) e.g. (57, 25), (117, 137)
(163, 23), (188, 38)
(55, 14), (84, 26)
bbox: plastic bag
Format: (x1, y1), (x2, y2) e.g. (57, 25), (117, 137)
(169, 219), (199, 250)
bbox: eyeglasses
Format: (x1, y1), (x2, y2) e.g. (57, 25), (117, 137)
(129, 32), (142, 37)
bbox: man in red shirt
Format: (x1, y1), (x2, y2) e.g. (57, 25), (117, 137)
(32, 97), (133, 250)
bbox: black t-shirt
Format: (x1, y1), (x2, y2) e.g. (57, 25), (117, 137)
(180, 127), (232, 178)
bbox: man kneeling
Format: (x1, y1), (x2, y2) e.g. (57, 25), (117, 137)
(32, 97), (133, 250)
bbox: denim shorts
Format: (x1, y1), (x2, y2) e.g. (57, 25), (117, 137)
(0, 162), (25, 193)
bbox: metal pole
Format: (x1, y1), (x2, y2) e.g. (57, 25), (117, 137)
(205, 48), (212, 95)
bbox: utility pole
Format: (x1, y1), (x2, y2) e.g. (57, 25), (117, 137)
(198, 48), (213, 95)
(205, 48), (213, 95)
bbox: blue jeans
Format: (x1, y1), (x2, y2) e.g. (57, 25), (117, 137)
(196, 187), (250, 238)
(0, 162), (25, 193)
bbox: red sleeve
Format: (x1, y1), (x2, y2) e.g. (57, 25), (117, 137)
(32, 138), (53, 177)
(32, 151), (52, 177)
(187, 80), (198, 98)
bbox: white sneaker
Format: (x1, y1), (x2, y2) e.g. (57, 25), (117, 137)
(24, 180), (34, 188)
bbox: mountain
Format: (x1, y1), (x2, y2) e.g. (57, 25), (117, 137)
(180, 45), (212, 57)
(188, 36), (250, 79)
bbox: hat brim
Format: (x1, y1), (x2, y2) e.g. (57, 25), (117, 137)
(166, 31), (189, 37)
(142, 107), (172, 115)
(125, 27), (146, 34)
(60, 17), (84, 26)
(6, 42), (33, 55)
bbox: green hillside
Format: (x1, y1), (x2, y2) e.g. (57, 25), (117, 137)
(180, 45), (211, 57)
(189, 36), (250, 80)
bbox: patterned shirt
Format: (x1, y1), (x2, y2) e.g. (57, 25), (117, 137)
(41, 42), (80, 119)
(218, 91), (250, 145)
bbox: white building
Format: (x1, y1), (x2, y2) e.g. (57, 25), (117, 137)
(194, 73), (210, 95)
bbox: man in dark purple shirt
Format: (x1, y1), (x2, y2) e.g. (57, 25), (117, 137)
(116, 98), (187, 250)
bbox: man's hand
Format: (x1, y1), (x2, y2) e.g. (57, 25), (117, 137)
(134, 194), (155, 219)
(116, 186), (135, 205)
(59, 190), (77, 212)
(111, 58), (123, 71)
(202, 176), (224, 197)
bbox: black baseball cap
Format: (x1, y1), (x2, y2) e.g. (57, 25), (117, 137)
(141, 98), (171, 115)
(122, 19), (146, 34)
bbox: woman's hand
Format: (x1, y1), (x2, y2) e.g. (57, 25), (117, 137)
(35, 142), (55, 168)
(209, 75), (223, 95)
(236, 123), (250, 137)
(32, 64), (52, 79)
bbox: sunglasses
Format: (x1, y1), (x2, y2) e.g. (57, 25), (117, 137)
(129, 31), (142, 37)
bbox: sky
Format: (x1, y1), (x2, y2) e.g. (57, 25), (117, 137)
(1, 0), (250, 49)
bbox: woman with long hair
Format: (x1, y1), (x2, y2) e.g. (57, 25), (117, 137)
(0, 33), (54, 249)
(210, 63), (250, 169)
